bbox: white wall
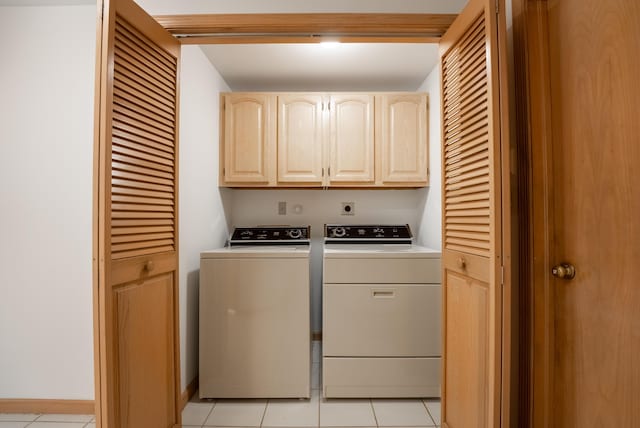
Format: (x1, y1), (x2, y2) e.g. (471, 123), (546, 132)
(416, 65), (443, 250)
(0, 5), (96, 399)
(230, 189), (426, 331)
(178, 46), (231, 389)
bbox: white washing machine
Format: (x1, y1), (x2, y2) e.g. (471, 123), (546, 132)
(322, 224), (442, 398)
(199, 226), (311, 399)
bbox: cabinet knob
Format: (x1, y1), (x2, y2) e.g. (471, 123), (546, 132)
(144, 261), (155, 272)
(457, 257), (467, 270)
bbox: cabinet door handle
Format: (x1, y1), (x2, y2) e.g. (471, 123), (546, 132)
(372, 290), (395, 298)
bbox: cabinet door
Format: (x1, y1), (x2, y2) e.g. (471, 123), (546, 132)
(329, 94), (375, 184)
(223, 93), (275, 185)
(378, 94), (429, 184)
(278, 95), (324, 184)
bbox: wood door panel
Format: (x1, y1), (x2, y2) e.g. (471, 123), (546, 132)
(439, 0), (507, 426)
(544, 0), (640, 425)
(95, 0), (182, 426)
(444, 271), (489, 428)
(115, 273), (176, 427)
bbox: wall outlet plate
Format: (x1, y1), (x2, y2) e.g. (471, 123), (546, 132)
(341, 202), (355, 216)
(278, 201), (287, 215)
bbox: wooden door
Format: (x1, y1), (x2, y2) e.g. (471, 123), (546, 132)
(378, 93), (428, 184)
(439, 0), (509, 427)
(222, 93), (276, 185)
(328, 94), (374, 184)
(523, 0), (640, 426)
(94, 0), (181, 427)
(277, 94), (324, 185)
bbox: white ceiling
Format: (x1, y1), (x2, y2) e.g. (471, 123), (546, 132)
(1, 0), (468, 91)
(199, 43), (441, 92)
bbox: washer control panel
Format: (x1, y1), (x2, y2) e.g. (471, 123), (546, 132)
(324, 224), (412, 244)
(230, 226), (310, 246)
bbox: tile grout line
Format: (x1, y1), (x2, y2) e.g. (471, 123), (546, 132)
(369, 398), (379, 428)
(317, 390), (321, 428)
(421, 399), (437, 427)
(259, 399), (269, 428)
(200, 399), (217, 428)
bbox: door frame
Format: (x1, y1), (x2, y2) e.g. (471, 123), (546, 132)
(92, 4), (518, 426)
(511, 1), (553, 427)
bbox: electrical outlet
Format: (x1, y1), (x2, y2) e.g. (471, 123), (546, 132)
(278, 201), (287, 215)
(341, 202), (355, 216)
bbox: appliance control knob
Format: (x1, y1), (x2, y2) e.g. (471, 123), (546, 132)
(288, 229), (302, 239)
(333, 227), (346, 237)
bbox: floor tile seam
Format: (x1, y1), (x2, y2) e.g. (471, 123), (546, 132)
(368, 399), (379, 428)
(203, 400), (217, 426)
(317, 390), (321, 428)
(420, 400), (437, 426)
(258, 399), (269, 428)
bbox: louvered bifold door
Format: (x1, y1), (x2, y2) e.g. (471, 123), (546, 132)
(439, 0), (506, 427)
(94, 0), (181, 427)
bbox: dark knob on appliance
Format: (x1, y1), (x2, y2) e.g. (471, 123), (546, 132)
(333, 227), (346, 237)
(288, 229), (302, 239)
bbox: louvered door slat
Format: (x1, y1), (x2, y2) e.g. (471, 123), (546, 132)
(113, 74), (174, 116)
(113, 56), (174, 103)
(114, 95), (174, 130)
(111, 211), (174, 219)
(111, 178), (173, 193)
(114, 31), (175, 82)
(117, 20), (174, 65)
(113, 122), (174, 149)
(111, 218), (174, 227)
(112, 153), (173, 174)
(113, 102), (175, 136)
(113, 133), (174, 158)
(114, 48), (176, 95)
(112, 160), (174, 180)
(114, 58), (175, 107)
(443, 12), (491, 258)
(111, 184), (173, 199)
(112, 225), (174, 235)
(114, 88), (174, 123)
(443, 54), (487, 99)
(110, 14), (177, 260)
(112, 141), (173, 166)
(112, 195), (174, 206)
(446, 133), (489, 161)
(112, 170), (173, 186)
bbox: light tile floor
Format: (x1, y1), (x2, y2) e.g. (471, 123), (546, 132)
(0, 342), (440, 428)
(184, 342), (441, 428)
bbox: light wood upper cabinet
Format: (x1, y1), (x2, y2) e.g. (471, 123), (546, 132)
(219, 92), (428, 188)
(221, 93), (276, 186)
(329, 94), (375, 185)
(278, 95), (325, 184)
(377, 94), (429, 185)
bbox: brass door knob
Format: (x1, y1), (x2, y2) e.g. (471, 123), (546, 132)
(552, 263), (575, 280)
